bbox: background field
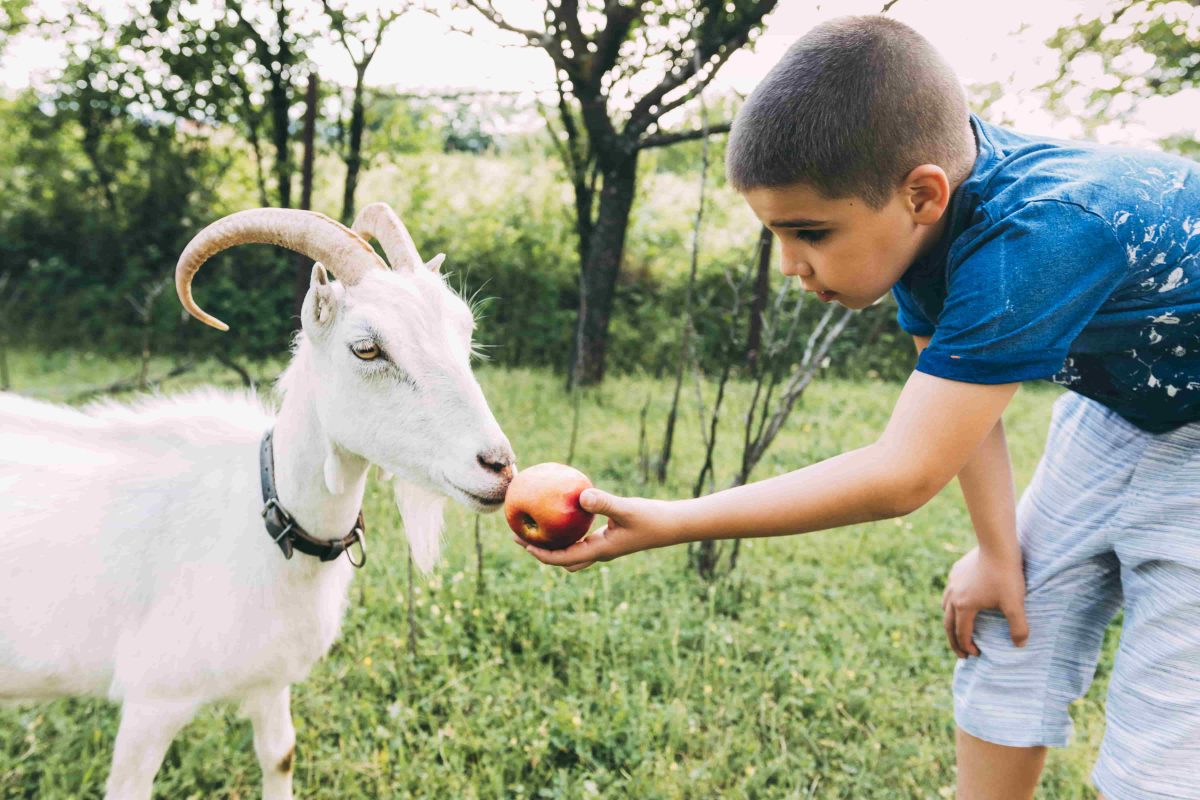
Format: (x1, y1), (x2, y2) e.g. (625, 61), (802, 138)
(0, 354), (1116, 799)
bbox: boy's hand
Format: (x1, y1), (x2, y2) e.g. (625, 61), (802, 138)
(941, 545), (1029, 658)
(513, 489), (673, 571)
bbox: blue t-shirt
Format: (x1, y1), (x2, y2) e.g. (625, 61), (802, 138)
(893, 116), (1200, 433)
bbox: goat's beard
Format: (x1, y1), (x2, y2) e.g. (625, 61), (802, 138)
(392, 478), (446, 573)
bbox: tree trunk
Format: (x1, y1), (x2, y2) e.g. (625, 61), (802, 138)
(246, 110), (270, 208)
(269, 70), (292, 209)
(571, 153), (639, 387)
(0, 334), (9, 391)
(293, 74), (318, 322)
(77, 80), (120, 217)
(341, 66), (368, 225)
(746, 226), (773, 370)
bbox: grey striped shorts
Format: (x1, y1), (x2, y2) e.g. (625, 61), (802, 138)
(953, 391), (1200, 800)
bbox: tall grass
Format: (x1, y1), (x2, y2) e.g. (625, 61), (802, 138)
(1, 356), (1113, 799)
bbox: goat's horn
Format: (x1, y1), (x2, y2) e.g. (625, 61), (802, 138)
(175, 208), (387, 331)
(351, 202), (423, 273)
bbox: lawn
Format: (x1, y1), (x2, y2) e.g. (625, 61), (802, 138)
(0, 352), (1113, 799)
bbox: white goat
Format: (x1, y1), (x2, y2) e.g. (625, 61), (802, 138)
(0, 203), (515, 800)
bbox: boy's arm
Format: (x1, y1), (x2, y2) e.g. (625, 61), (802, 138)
(913, 335), (1018, 560)
(669, 370), (1017, 539)
(911, 336), (1028, 657)
(520, 366), (1019, 564)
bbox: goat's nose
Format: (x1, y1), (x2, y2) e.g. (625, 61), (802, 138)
(477, 447), (515, 480)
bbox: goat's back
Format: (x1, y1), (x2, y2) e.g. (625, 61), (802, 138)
(0, 389), (284, 700)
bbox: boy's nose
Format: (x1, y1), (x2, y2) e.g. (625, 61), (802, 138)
(781, 258), (814, 278)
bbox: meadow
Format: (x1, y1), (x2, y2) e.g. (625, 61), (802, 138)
(0, 352), (1115, 799)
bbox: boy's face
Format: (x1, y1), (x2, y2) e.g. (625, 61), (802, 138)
(742, 179), (946, 309)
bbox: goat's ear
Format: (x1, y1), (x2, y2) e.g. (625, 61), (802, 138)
(425, 253), (446, 273)
(310, 262), (337, 327)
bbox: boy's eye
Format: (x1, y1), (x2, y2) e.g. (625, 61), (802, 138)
(793, 228), (830, 243)
(351, 341), (381, 361)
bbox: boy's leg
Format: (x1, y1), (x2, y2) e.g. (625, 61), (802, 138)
(953, 393), (1136, 795)
(1091, 423), (1200, 800)
(955, 728), (1046, 800)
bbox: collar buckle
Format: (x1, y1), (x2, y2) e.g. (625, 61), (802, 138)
(260, 429), (366, 568)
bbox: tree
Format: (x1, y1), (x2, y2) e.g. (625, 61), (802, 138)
(292, 72), (319, 318)
(1045, 0), (1199, 154)
(321, 0), (407, 223)
(461, 0), (779, 386)
(0, 6), (233, 354)
(144, 0), (316, 207)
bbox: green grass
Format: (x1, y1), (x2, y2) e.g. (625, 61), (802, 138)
(0, 354), (1114, 799)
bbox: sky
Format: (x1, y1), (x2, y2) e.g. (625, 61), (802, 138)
(2, 0), (1197, 146)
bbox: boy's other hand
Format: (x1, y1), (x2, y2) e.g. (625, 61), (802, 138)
(941, 545), (1029, 658)
(513, 489), (673, 572)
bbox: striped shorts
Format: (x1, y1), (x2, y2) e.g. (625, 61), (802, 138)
(953, 391), (1200, 800)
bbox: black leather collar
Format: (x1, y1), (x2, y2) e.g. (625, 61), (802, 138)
(259, 428), (367, 568)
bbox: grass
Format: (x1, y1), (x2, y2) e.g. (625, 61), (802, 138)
(0, 352), (1115, 799)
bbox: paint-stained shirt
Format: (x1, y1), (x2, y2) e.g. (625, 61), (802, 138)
(892, 115), (1200, 433)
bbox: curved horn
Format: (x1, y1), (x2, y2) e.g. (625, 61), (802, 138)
(352, 202), (423, 273)
(175, 208), (387, 331)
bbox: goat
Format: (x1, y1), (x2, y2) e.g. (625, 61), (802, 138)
(0, 203), (515, 800)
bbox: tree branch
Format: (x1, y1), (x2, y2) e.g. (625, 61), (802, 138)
(460, 0), (550, 47)
(639, 121), (730, 149)
(589, 0), (643, 84)
(625, 0), (777, 138)
(553, 0), (589, 66)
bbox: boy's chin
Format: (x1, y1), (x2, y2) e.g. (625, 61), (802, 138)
(834, 295), (874, 310)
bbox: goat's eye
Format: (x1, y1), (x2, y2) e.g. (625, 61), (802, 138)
(351, 341), (380, 361)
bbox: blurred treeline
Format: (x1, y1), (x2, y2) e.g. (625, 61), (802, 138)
(0, 0), (1194, 383)
(0, 85), (914, 379)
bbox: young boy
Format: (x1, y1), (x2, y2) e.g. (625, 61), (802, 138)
(516, 15), (1200, 800)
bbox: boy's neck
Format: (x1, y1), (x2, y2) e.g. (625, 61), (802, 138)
(914, 199), (954, 265)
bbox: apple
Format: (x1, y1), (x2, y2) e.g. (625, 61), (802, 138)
(504, 462), (595, 550)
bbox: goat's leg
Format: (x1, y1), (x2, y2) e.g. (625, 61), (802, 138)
(104, 699), (197, 800)
(242, 686), (296, 800)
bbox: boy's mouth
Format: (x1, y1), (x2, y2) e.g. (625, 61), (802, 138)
(816, 290), (837, 303)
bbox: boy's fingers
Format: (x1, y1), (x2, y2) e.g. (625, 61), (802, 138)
(522, 528), (608, 568)
(955, 607), (979, 657)
(1005, 603), (1030, 648)
(524, 543), (587, 567)
(566, 561), (596, 572)
(579, 488), (615, 517)
(943, 605), (965, 659)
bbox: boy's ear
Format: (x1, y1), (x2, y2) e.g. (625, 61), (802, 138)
(903, 164), (951, 225)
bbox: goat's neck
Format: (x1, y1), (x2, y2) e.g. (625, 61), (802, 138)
(272, 347), (369, 543)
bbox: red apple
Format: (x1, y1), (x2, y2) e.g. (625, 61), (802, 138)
(504, 462), (595, 550)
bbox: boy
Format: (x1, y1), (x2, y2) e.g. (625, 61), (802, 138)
(516, 15), (1200, 800)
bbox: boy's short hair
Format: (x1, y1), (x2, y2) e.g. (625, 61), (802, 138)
(726, 15), (974, 207)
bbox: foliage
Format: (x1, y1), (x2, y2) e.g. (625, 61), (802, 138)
(1044, 0), (1199, 150)
(0, 357), (1108, 799)
(0, 0), (28, 43)
(359, 92), (445, 157)
(442, 102), (497, 154)
(0, 118), (912, 381)
(0, 81), (273, 356)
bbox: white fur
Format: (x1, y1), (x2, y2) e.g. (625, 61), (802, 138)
(0, 263), (513, 800)
(393, 479), (449, 573)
